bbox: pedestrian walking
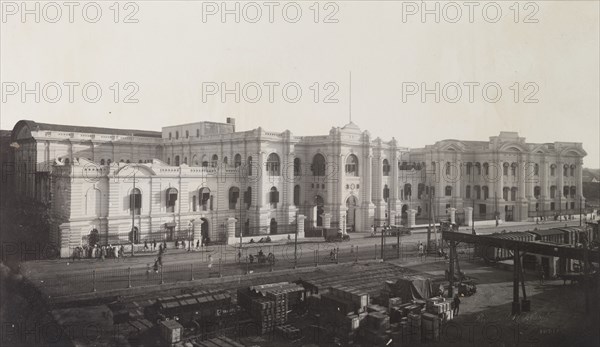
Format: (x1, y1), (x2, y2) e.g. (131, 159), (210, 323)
(175, 240), (179, 249)
(418, 242), (424, 260)
(453, 294), (461, 316)
(119, 245), (125, 261)
(153, 239), (157, 251)
(370, 225), (375, 237)
(153, 260), (159, 273)
(100, 246), (106, 261)
(208, 254), (213, 268)
(538, 264), (545, 285)
(163, 241), (167, 250)
(238, 250), (242, 263)
(144, 240), (149, 251)
(114, 246), (119, 262)
(196, 240), (200, 250)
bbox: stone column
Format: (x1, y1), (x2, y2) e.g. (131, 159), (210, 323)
(450, 208), (456, 224)
(465, 207), (473, 226)
(226, 217), (237, 244)
(323, 213), (332, 228)
(297, 215), (306, 239)
(256, 152), (265, 208)
(311, 206), (317, 228)
(408, 209), (417, 228)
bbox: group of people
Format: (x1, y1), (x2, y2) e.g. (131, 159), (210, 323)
(142, 239), (208, 253)
(71, 244), (125, 262)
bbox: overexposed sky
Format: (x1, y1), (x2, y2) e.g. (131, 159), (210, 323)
(1, 1), (598, 166)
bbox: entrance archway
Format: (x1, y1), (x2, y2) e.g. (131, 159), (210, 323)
(131, 226), (139, 244)
(315, 195), (324, 227)
(401, 205), (408, 226)
(346, 196), (358, 232)
(270, 218), (278, 234)
(200, 218), (210, 244)
(88, 229), (99, 247)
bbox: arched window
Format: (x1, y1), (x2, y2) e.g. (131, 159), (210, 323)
(563, 164), (569, 177)
(466, 162), (472, 175)
(175, 131), (179, 139)
(550, 164), (556, 176)
(294, 158), (301, 176)
(550, 185), (557, 199)
(466, 185), (471, 199)
(474, 185), (481, 200)
(270, 187), (279, 209)
(482, 162), (489, 175)
(382, 159), (390, 176)
(534, 186), (541, 199)
(293, 185), (300, 206)
(202, 160), (208, 167)
(482, 186), (489, 200)
(312, 154), (326, 176)
(244, 187), (252, 209)
(570, 165), (575, 177)
(211, 155), (218, 168)
(570, 186), (576, 198)
(475, 162), (482, 175)
(431, 161), (436, 173)
(100, 159), (105, 165)
(511, 187), (517, 201)
(445, 186), (452, 197)
(129, 188), (142, 216)
(229, 187), (240, 210)
(166, 188), (178, 212)
(169, 132), (172, 140)
(174, 155), (180, 166)
(247, 156), (253, 176)
(534, 163), (539, 176)
(192, 195), (197, 212)
(223, 157), (228, 165)
(185, 130), (189, 139)
(563, 186), (569, 197)
(183, 157), (188, 165)
(234, 154), (242, 168)
(503, 163), (509, 176)
(196, 129), (200, 137)
(383, 185), (390, 202)
(404, 184), (412, 199)
(167, 158), (171, 165)
(418, 183), (425, 199)
(445, 162), (451, 175)
(199, 187), (211, 211)
(266, 153), (281, 176)
(511, 163), (517, 176)
(345, 154), (359, 176)
(503, 187), (510, 200)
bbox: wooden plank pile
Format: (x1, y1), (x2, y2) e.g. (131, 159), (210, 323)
(237, 282), (303, 334)
(175, 335), (245, 347)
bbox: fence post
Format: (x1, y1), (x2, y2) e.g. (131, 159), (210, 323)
(190, 263), (194, 281)
(374, 244), (377, 260)
(160, 265), (164, 284)
(127, 267), (132, 288)
(92, 269), (96, 292)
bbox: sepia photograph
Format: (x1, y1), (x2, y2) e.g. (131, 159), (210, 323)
(1, 1), (599, 346)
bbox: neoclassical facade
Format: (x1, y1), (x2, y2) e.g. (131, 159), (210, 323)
(8, 119), (586, 257)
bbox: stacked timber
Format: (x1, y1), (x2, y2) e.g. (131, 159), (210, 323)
(421, 312), (441, 342)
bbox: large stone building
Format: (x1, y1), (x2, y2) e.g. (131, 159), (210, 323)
(7, 119), (587, 257)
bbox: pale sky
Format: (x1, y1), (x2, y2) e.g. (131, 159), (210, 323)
(1, 1), (598, 167)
